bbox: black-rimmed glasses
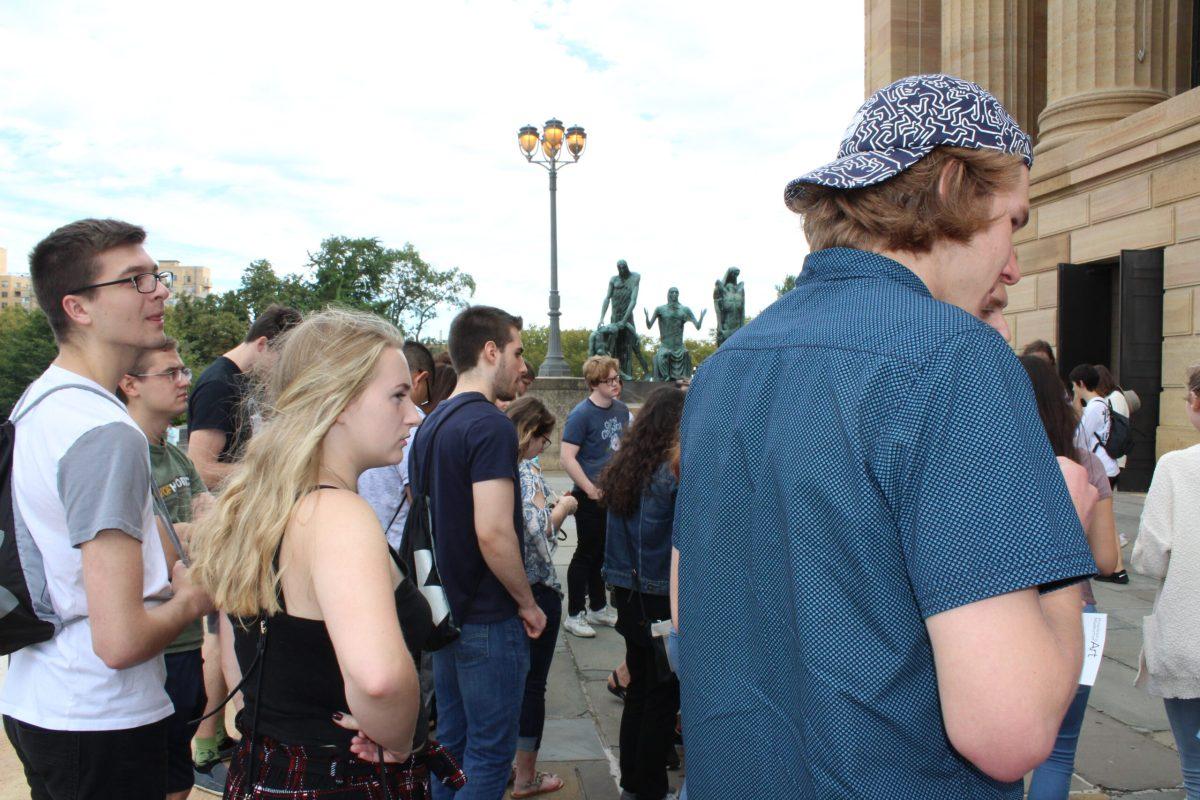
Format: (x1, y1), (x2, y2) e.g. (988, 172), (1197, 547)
(132, 367), (193, 383)
(67, 271), (174, 295)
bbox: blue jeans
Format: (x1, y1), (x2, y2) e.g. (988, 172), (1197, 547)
(1164, 697), (1200, 799)
(432, 616), (530, 800)
(517, 584), (562, 752)
(1028, 603), (1097, 800)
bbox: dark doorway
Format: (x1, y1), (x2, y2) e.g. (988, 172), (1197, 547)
(1057, 250), (1164, 493)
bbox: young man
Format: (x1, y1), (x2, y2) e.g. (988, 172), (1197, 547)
(1069, 363), (1120, 487)
(2, 219), (213, 800)
(187, 303), (301, 488)
(411, 305), (546, 800)
(359, 339), (436, 549)
(185, 301), (299, 789)
(559, 355), (628, 638)
(674, 75), (1096, 799)
(117, 338), (213, 800)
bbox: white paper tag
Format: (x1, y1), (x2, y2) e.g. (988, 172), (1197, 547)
(1079, 612), (1108, 687)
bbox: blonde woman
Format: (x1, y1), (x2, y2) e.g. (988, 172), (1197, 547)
(190, 309), (463, 799)
(1132, 363), (1200, 799)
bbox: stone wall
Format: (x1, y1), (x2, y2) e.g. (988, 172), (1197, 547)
(1008, 88), (1200, 458)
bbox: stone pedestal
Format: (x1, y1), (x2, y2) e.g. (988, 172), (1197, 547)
(1036, 0), (1172, 153)
(526, 378), (658, 471)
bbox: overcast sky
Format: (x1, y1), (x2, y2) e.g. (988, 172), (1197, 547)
(0, 1), (865, 339)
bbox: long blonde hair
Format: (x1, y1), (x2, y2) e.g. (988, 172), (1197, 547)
(190, 308), (404, 617)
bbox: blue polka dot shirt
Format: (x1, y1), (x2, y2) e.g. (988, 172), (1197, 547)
(674, 247), (1096, 799)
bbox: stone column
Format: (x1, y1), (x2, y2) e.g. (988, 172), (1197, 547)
(940, 0), (1046, 138)
(866, 0), (941, 96)
(1036, 0), (1173, 154)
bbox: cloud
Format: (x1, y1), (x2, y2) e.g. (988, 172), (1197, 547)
(0, 0), (864, 339)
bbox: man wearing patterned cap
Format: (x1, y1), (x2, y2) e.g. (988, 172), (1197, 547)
(673, 74), (1096, 799)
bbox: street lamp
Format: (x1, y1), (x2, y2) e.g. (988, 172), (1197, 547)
(518, 117), (586, 378)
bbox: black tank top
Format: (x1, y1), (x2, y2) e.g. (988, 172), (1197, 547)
(233, 490), (434, 751)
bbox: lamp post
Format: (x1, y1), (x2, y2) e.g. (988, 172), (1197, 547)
(518, 118), (587, 378)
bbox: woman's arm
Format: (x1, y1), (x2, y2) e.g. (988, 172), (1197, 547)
(309, 491), (418, 755)
(1084, 497), (1119, 576)
(1131, 458), (1176, 580)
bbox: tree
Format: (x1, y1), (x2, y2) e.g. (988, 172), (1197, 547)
(239, 259), (314, 317)
(306, 237), (393, 312)
(519, 326), (594, 378)
(0, 307), (57, 418)
(776, 273), (797, 297)
(379, 243), (476, 339)
(165, 293), (250, 377)
(685, 337), (717, 368)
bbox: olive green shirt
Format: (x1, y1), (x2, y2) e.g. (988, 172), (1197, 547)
(151, 440), (208, 654)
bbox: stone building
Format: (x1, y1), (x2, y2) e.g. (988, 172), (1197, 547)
(160, 259), (212, 300)
(0, 247), (36, 311)
(865, 0), (1200, 491)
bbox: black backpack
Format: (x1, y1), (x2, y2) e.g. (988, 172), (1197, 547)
(1097, 400), (1134, 460)
(1, 383), (125, 655)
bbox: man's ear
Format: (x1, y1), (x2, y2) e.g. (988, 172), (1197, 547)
(253, 335), (270, 353)
(61, 294), (92, 330)
(117, 373), (140, 400)
(481, 340), (499, 365)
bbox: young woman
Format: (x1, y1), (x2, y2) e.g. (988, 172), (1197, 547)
(1021, 354), (1119, 800)
(599, 386), (686, 800)
(506, 396), (578, 798)
(1131, 364), (1200, 799)
(191, 309), (461, 799)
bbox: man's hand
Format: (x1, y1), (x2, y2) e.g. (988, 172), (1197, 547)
(583, 484), (602, 502)
(519, 602), (547, 639)
(191, 492), (216, 520)
(170, 560), (215, 618)
(558, 495), (579, 515)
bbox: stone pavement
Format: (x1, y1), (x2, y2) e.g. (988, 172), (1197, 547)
(0, 480), (1186, 799)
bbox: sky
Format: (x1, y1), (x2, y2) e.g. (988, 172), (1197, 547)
(0, 1), (865, 340)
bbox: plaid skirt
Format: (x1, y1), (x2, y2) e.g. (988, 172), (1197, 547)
(224, 733), (466, 800)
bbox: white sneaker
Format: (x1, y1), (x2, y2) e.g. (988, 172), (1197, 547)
(563, 613), (596, 638)
(586, 605), (618, 627)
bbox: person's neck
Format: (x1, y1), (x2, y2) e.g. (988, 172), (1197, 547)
(453, 369), (496, 403)
(129, 405), (172, 446)
(589, 389), (613, 408)
(879, 247), (944, 297)
(53, 339), (137, 393)
(318, 450), (364, 491)
(223, 342), (256, 373)
(1081, 389), (1101, 403)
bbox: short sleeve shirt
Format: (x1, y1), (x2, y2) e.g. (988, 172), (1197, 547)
(150, 440), (208, 653)
(409, 393), (522, 625)
(2, 366), (173, 731)
(673, 248), (1096, 800)
(561, 398), (629, 484)
(188, 356), (252, 462)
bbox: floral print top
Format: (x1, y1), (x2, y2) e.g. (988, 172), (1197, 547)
(518, 458), (561, 593)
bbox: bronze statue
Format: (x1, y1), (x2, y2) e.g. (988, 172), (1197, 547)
(598, 259), (647, 379)
(713, 266), (745, 346)
(644, 287), (706, 381)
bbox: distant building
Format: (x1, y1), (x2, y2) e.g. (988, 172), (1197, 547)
(0, 247), (36, 311)
(864, 0), (1200, 492)
(160, 260), (212, 300)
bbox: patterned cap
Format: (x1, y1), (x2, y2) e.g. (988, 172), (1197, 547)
(785, 74), (1032, 210)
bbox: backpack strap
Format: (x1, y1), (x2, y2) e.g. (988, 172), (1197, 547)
(412, 395), (493, 497)
(11, 382), (125, 424)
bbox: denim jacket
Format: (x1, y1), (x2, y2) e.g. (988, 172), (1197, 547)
(602, 463), (677, 595)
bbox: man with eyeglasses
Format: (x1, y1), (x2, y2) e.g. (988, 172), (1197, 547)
(117, 337), (214, 800)
(559, 355), (629, 638)
(3, 219), (213, 800)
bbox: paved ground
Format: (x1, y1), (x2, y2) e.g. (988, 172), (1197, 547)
(0, 480), (1188, 799)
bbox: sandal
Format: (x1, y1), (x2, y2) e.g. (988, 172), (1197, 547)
(512, 771), (564, 798)
(606, 669), (627, 701)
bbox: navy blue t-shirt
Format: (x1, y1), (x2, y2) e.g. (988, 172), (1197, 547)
(674, 248), (1096, 799)
(410, 393), (523, 625)
(561, 397), (629, 484)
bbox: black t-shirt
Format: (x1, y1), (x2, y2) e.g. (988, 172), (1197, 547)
(410, 393), (523, 625)
(188, 356), (251, 462)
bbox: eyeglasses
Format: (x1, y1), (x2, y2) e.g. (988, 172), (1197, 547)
(132, 367), (192, 383)
(540, 434), (553, 448)
(67, 271), (174, 295)
(602, 377), (621, 386)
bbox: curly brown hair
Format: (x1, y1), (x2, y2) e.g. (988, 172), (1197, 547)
(598, 386), (685, 518)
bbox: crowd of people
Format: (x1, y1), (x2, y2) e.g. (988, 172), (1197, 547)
(3, 71), (1199, 800)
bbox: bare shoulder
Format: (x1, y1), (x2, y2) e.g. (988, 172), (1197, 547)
(290, 489), (387, 553)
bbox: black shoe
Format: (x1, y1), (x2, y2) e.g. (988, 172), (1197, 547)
(1094, 569), (1129, 584)
(193, 758), (229, 796)
(217, 735), (240, 761)
(666, 745), (681, 771)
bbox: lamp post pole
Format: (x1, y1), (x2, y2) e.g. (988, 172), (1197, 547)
(518, 119), (586, 378)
